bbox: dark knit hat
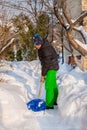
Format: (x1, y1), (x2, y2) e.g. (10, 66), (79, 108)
(34, 33), (43, 45)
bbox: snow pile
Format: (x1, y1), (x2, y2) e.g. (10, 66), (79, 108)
(0, 60), (87, 130)
(58, 64), (87, 129)
(0, 83), (27, 125)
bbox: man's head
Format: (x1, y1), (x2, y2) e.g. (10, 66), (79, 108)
(33, 33), (43, 49)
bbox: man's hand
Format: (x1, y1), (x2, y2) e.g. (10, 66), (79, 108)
(40, 76), (45, 82)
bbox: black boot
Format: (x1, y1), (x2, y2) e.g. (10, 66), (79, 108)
(54, 102), (57, 105)
(46, 106), (54, 109)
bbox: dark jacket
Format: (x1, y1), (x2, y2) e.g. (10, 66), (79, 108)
(38, 39), (59, 76)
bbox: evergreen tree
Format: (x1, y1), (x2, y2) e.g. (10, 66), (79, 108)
(12, 13), (37, 61)
(35, 13), (49, 38)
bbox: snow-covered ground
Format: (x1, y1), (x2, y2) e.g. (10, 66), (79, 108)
(0, 59), (87, 130)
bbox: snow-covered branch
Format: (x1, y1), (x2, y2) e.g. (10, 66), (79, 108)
(73, 11), (87, 26)
(74, 26), (87, 44)
(75, 39), (87, 51)
(0, 38), (15, 54)
(53, 0), (87, 56)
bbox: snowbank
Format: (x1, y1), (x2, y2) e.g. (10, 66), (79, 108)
(58, 64), (87, 129)
(0, 60), (87, 130)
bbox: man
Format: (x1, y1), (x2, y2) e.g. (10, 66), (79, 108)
(34, 33), (59, 109)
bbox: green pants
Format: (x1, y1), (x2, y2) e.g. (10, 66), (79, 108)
(45, 70), (58, 107)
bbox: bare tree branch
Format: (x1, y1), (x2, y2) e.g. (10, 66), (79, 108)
(54, 0), (66, 28)
(0, 38), (15, 54)
(61, 0), (72, 25)
(73, 11), (87, 26)
(67, 30), (87, 56)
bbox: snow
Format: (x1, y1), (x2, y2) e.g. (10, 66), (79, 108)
(0, 59), (87, 130)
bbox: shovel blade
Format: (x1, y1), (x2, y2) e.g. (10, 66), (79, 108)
(27, 98), (46, 112)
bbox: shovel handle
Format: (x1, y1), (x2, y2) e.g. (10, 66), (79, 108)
(38, 82), (43, 98)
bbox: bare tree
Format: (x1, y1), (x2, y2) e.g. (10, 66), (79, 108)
(53, 0), (87, 56)
(0, 0), (17, 58)
(0, 0), (87, 58)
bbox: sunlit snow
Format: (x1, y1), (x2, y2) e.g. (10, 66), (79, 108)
(0, 59), (87, 130)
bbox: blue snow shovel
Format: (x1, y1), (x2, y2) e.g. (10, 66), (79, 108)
(26, 82), (46, 112)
